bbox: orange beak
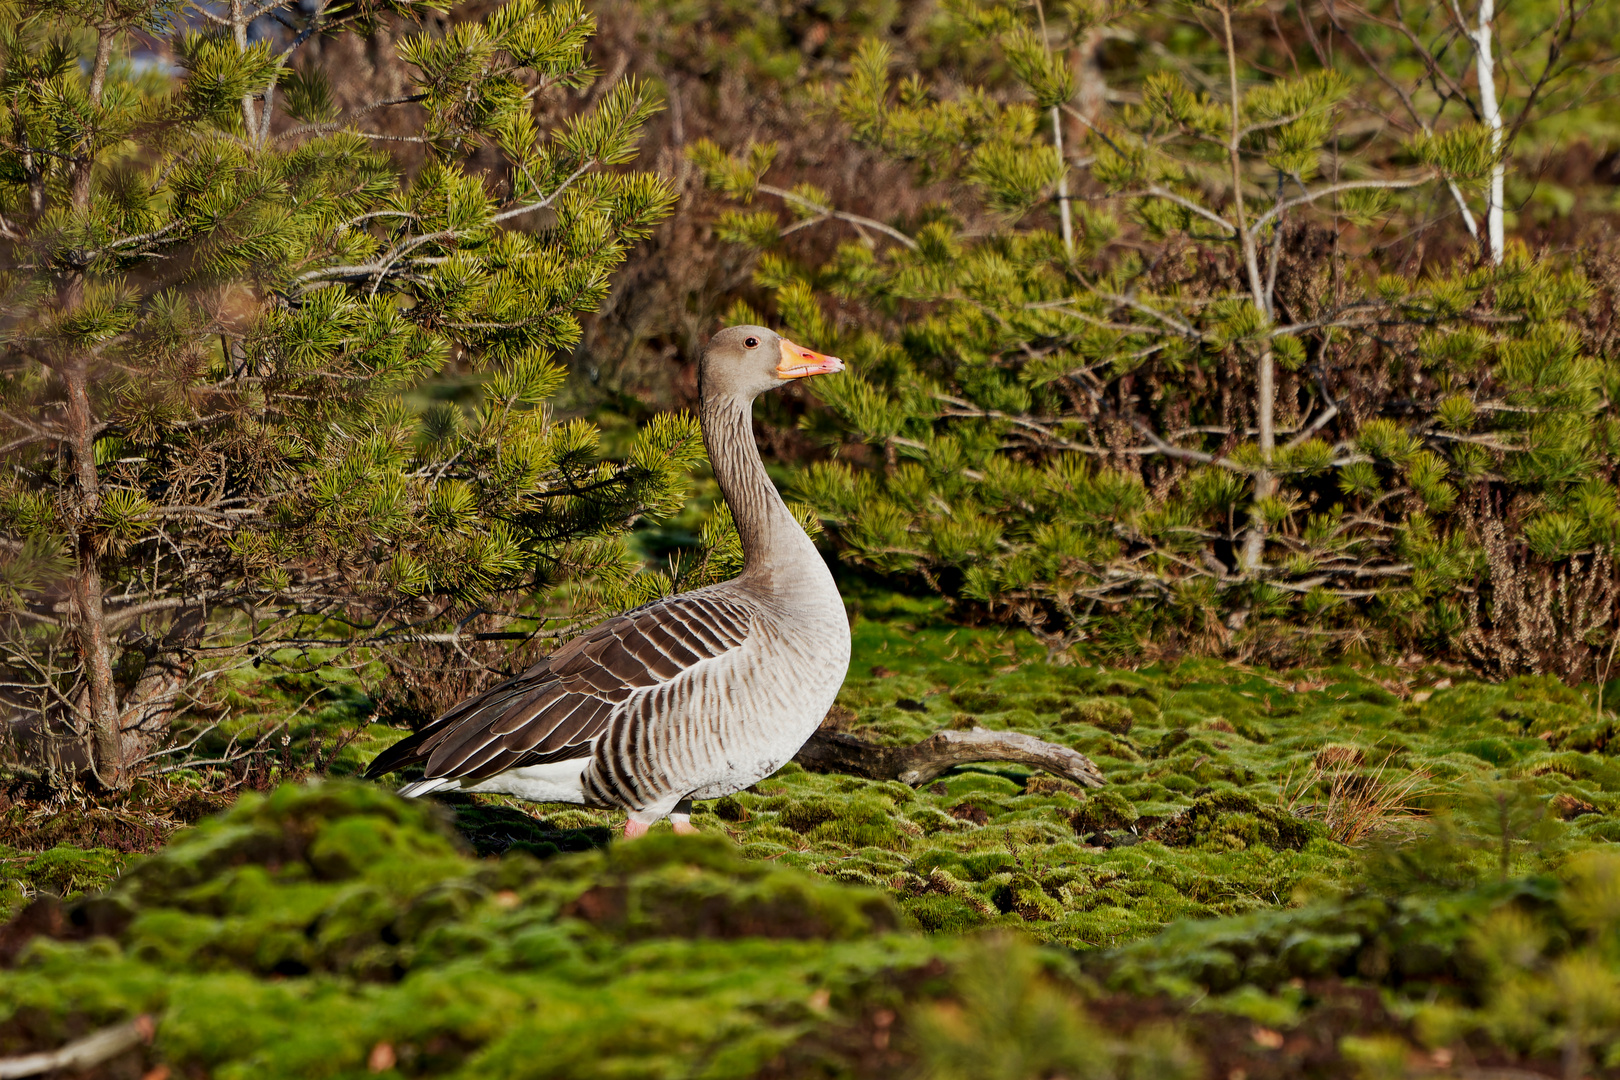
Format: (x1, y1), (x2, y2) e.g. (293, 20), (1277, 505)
(776, 338), (845, 380)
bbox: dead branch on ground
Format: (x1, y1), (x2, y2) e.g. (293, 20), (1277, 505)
(0, 1014), (155, 1079)
(795, 726), (1106, 788)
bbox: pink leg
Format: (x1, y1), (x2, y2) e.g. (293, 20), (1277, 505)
(622, 817), (651, 839)
(670, 815), (699, 835)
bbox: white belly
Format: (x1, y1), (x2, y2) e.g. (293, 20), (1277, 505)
(461, 758), (589, 803)
(684, 658), (844, 799)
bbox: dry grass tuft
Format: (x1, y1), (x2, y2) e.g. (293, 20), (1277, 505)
(1282, 751), (1431, 846)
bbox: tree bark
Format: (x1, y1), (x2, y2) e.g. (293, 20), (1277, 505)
(794, 727), (1106, 788)
(231, 0), (259, 134)
(63, 356), (123, 784)
(61, 23), (126, 786)
(118, 607), (207, 768)
(1241, 343), (1276, 573)
(1218, 3), (1275, 575)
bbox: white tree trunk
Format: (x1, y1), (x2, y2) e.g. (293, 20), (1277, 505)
(1052, 105), (1074, 255)
(1471, 0), (1505, 263)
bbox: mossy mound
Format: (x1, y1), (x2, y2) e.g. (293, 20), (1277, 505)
(1089, 850), (1620, 1077)
(1068, 789), (1139, 837)
(0, 844), (127, 922)
(0, 781), (936, 1079)
(1146, 792), (1327, 852)
(7, 780), (1618, 1078)
(1061, 697), (1137, 735)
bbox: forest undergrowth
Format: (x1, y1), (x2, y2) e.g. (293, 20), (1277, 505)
(8, 589), (1620, 1076)
(8, 586), (1620, 941)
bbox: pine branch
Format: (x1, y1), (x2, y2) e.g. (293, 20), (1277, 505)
(492, 160), (597, 221)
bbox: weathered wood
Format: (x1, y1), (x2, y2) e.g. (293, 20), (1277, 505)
(0, 1015), (153, 1079)
(794, 727), (1105, 788)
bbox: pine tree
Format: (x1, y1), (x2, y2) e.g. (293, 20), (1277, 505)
(693, 0), (1616, 662)
(0, 0), (689, 786)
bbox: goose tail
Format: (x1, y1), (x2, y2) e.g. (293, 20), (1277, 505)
(395, 776), (459, 798)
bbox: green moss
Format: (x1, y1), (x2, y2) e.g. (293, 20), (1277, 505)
(1088, 848), (1620, 1077)
(1148, 792), (1328, 852)
(949, 688), (1004, 714)
(586, 609), (1620, 948)
(1069, 790), (1139, 837)
(1061, 698), (1136, 734)
(22, 592), (1620, 1034)
(0, 780), (940, 1078)
(17, 581), (1620, 1080)
(12, 774), (1615, 1076)
(0, 845), (128, 922)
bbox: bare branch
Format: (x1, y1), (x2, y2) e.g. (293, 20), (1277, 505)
(757, 184), (920, 251)
(1251, 175), (1435, 230)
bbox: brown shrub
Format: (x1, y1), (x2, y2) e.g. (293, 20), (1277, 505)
(1460, 510), (1619, 685)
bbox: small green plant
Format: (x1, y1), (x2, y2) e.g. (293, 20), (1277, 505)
(911, 934), (1199, 1080)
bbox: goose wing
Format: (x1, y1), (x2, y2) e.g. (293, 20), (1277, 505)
(364, 593), (754, 783)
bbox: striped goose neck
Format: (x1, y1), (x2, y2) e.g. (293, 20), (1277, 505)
(701, 392), (813, 580)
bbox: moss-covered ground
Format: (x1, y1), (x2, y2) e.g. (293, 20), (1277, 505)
(9, 590), (1620, 1075)
(1, 783), (949, 1078)
(378, 590), (1620, 949)
(9, 591), (1620, 939)
(7, 778), (1620, 1077)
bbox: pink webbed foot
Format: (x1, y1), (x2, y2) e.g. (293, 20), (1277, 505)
(622, 817), (652, 839)
(670, 816), (700, 836)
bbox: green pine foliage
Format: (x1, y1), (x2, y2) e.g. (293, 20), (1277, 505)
(692, 0), (1620, 668)
(0, 0), (688, 784)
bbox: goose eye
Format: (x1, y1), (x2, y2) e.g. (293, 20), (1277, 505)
(744, 336), (759, 348)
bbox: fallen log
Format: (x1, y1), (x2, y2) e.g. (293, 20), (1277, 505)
(794, 727), (1105, 789)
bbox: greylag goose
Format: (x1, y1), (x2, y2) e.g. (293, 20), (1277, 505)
(365, 327), (852, 837)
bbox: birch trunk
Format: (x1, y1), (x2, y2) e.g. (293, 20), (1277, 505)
(1052, 105), (1074, 255)
(1472, 0), (1505, 264)
(1220, 3), (1275, 574)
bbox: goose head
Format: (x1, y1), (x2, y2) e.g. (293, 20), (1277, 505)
(699, 325), (844, 402)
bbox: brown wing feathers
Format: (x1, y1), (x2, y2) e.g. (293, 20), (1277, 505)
(363, 594), (753, 784)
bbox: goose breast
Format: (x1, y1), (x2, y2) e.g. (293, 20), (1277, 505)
(585, 585), (850, 808)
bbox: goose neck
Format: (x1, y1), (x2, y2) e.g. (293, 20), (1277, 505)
(702, 393), (813, 578)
